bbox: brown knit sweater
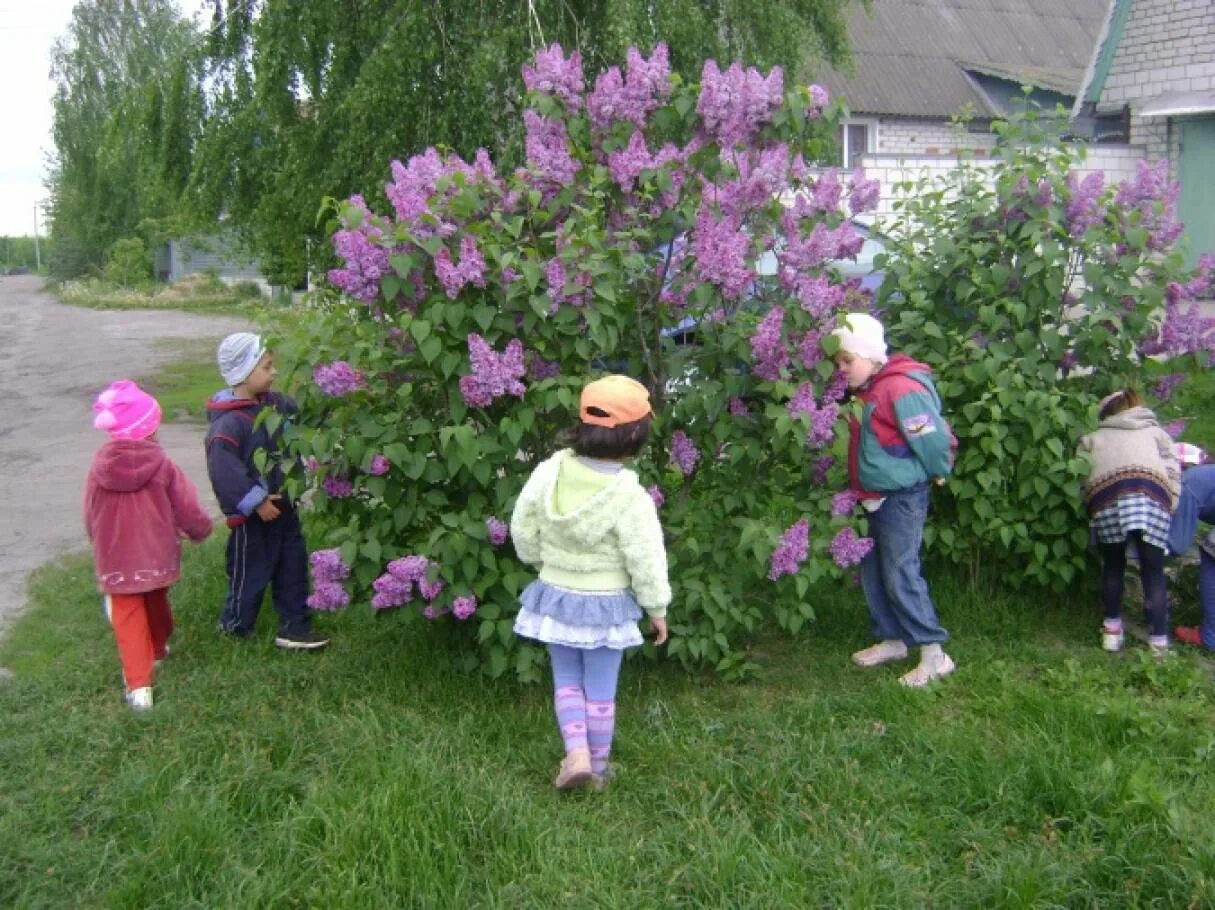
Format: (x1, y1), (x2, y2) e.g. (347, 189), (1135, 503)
(1078, 406), (1180, 513)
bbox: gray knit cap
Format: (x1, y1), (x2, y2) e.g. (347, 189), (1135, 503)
(217, 332), (266, 386)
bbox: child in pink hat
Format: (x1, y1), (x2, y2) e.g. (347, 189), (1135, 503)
(84, 380), (214, 710)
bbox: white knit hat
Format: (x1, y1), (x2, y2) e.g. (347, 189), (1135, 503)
(830, 313), (887, 363)
(217, 332), (266, 386)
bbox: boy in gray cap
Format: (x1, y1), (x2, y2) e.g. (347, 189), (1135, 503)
(205, 332), (329, 649)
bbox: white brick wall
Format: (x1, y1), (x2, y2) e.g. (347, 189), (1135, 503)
(856, 144), (1147, 225)
(875, 117), (997, 157)
(1097, 0), (1215, 164)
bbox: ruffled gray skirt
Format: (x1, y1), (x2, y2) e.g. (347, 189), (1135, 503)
(513, 579), (644, 650)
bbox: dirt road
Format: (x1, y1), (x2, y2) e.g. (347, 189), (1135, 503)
(0, 275), (250, 643)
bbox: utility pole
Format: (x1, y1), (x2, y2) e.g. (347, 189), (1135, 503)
(33, 203), (41, 272)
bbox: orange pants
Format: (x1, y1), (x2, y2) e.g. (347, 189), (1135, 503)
(104, 588), (173, 691)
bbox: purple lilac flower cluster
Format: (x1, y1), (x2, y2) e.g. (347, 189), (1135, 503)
(788, 384), (838, 448)
(769, 518), (810, 581)
(314, 361), (368, 397)
(368, 454), (390, 476)
(607, 131), (682, 194)
(647, 485), (665, 508)
(452, 595), (478, 621)
(522, 44), (584, 111)
(1065, 171), (1105, 239)
(523, 110), (580, 188)
(1152, 373), (1186, 402)
(696, 60), (784, 148)
(749, 309), (789, 380)
(691, 206), (752, 300)
(728, 397), (750, 417)
(434, 234), (488, 299)
(307, 548), (351, 612)
(322, 475), (355, 498)
(458, 334), (527, 407)
(830, 527), (874, 568)
(371, 555), (438, 610)
(706, 144), (792, 222)
(1163, 419), (1187, 441)
(831, 490), (860, 516)
(669, 430), (700, 476)
(1140, 296), (1215, 361)
(848, 168), (881, 215)
(486, 516), (509, 546)
(326, 196), (392, 302)
(1115, 159), (1183, 250)
(526, 353), (560, 381)
(385, 148), (499, 231)
(812, 455), (836, 486)
(587, 43), (672, 132)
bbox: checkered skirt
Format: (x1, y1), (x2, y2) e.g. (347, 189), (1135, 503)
(1090, 494), (1172, 551)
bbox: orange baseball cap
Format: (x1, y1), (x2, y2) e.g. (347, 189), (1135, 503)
(580, 375), (654, 428)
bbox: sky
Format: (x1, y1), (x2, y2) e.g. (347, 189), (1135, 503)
(0, 0), (206, 237)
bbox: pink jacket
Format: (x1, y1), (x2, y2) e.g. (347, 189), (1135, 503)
(83, 439), (213, 594)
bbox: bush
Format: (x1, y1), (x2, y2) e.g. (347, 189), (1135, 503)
(269, 45), (882, 680)
(877, 103), (1215, 590)
(103, 237), (150, 288)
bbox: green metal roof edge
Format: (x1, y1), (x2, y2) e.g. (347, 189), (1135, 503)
(1086, 0), (1133, 104)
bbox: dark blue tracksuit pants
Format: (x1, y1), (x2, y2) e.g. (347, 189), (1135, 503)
(219, 510), (311, 637)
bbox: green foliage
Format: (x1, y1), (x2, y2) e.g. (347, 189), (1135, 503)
(103, 237), (151, 287)
(877, 102), (1206, 591)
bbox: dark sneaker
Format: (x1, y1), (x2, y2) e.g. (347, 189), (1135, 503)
(1201, 529), (1215, 560)
(274, 631), (330, 650)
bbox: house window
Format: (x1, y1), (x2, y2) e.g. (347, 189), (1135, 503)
(837, 120), (874, 168)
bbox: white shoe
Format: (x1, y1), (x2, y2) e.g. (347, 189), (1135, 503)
(126, 687), (153, 711)
(1101, 630), (1124, 652)
(852, 640), (909, 667)
(899, 653), (956, 688)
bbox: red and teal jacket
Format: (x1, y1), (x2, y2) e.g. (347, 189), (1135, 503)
(846, 354), (955, 499)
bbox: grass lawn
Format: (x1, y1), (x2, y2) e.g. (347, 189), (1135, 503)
(3, 537), (1215, 908)
(54, 276), (268, 316)
(139, 339), (228, 422)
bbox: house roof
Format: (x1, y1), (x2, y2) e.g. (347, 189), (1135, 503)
(816, 0), (1110, 119)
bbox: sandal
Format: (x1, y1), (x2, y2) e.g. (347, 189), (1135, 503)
(899, 654), (956, 688)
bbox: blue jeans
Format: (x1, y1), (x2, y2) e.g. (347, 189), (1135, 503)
(1167, 465), (1215, 647)
(860, 484), (948, 646)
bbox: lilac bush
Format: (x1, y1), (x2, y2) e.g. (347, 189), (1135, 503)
(878, 103), (1215, 591)
(276, 42), (881, 679)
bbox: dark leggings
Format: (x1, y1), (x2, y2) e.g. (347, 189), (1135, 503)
(1100, 531), (1168, 637)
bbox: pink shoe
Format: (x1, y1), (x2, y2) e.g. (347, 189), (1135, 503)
(554, 749), (592, 790)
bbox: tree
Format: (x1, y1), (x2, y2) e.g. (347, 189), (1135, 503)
(47, 0), (202, 277)
(186, 0), (862, 285)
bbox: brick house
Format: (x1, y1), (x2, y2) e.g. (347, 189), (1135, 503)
(1073, 0), (1215, 266)
(811, 0), (1145, 222)
(817, 0), (1110, 165)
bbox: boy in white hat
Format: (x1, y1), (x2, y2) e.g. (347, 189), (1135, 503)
(205, 333), (329, 649)
(828, 313), (956, 687)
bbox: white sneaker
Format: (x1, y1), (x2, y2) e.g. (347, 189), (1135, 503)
(126, 687), (153, 711)
(852, 640), (909, 667)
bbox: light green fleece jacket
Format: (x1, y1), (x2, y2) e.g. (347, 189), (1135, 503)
(510, 449), (671, 617)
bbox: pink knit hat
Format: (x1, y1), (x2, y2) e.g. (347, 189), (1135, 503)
(92, 380), (162, 440)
